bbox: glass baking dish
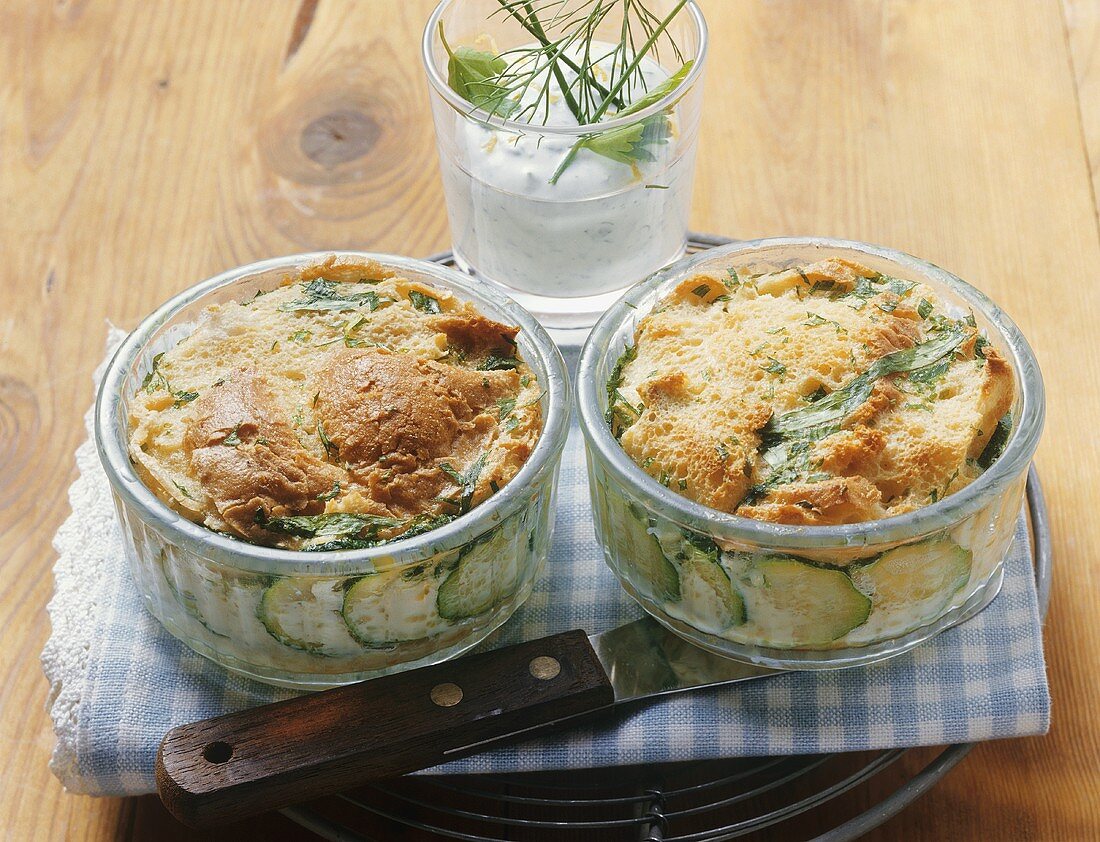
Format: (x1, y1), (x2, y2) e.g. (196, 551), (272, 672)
(96, 253), (570, 689)
(578, 237), (1044, 669)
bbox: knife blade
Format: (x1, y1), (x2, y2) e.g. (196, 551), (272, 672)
(590, 616), (781, 703)
(156, 618), (783, 827)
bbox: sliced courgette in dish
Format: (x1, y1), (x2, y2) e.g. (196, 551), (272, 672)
(157, 551), (266, 640)
(736, 556), (871, 647)
(258, 576), (348, 654)
(679, 555), (746, 630)
(624, 508), (682, 603)
(436, 528), (511, 620)
(850, 540), (972, 639)
(341, 568), (440, 647)
(653, 526), (717, 565)
(157, 551), (203, 624)
(603, 495), (680, 602)
(437, 551), (495, 620)
(652, 526), (743, 629)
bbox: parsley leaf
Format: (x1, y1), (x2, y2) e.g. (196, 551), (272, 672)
(883, 276), (916, 297)
(142, 353), (170, 394)
(478, 353), (520, 371)
(550, 62), (693, 183)
(316, 422), (338, 459)
(439, 22), (517, 118)
(907, 357), (951, 384)
(767, 330), (968, 438)
(977, 412), (1012, 469)
(279, 279), (388, 313)
(572, 113), (669, 169)
(439, 453), (488, 514)
(762, 357), (787, 378)
(223, 424), (243, 447)
(172, 480), (196, 500)
(605, 344), (639, 439)
(256, 510), (402, 541)
(408, 290), (442, 314)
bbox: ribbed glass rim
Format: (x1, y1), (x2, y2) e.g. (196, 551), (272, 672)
(421, 0), (708, 136)
(577, 236), (1046, 550)
(95, 251), (571, 575)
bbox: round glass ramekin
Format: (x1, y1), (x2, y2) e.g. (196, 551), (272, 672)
(578, 237), (1044, 669)
(96, 252), (570, 689)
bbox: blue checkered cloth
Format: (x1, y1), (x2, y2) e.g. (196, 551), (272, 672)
(43, 335), (1050, 796)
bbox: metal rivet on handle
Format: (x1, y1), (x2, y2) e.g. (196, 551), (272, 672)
(529, 656), (561, 680)
(430, 682), (463, 707)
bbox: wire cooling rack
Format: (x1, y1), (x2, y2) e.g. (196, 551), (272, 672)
(279, 236), (1052, 842)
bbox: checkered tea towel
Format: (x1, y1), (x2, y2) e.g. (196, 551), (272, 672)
(42, 333), (1050, 795)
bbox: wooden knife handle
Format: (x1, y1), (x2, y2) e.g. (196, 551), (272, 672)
(155, 629), (614, 828)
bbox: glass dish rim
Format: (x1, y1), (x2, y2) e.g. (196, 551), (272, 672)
(420, 0), (708, 136)
(577, 235), (1046, 550)
(95, 251), (571, 576)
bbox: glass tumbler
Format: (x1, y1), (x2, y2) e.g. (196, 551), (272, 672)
(422, 0), (707, 334)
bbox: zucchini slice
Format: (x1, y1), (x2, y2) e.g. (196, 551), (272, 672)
(653, 527), (744, 630)
(437, 552), (495, 620)
(436, 528), (511, 620)
(850, 540), (972, 640)
(678, 555), (746, 631)
(158, 551), (267, 640)
(735, 556), (871, 647)
(258, 576), (349, 654)
(605, 495), (680, 602)
(341, 567), (441, 647)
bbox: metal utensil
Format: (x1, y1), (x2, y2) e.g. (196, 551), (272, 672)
(156, 616), (781, 827)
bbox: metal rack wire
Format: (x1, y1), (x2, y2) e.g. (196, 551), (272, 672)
(280, 238), (1053, 842)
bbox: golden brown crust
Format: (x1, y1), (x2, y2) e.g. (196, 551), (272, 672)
(313, 349), (521, 519)
(183, 372), (341, 540)
(753, 257), (876, 296)
(429, 313), (519, 362)
(737, 476), (885, 525)
(298, 255), (395, 284)
(814, 426), (888, 476)
(967, 347), (1014, 458)
(128, 259), (543, 548)
(316, 350), (467, 470)
(615, 257), (1017, 525)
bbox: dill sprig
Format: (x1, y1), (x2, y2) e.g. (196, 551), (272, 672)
(441, 0), (689, 132)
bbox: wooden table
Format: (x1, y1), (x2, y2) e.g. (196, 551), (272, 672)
(3, 1), (1099, 838)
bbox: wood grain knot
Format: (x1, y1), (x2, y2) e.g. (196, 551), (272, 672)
(300, 109), (380, 169)
(250, 38), (438, 246)
(0, 377), (38, 510)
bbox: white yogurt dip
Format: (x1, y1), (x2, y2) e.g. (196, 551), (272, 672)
(435, 45), (700, 325)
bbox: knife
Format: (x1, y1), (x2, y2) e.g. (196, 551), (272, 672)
(156, 617), (781, 827)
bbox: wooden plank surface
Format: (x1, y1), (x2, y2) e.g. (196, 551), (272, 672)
(1, 0), (1098, 838)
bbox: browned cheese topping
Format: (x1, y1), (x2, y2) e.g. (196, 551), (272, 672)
(129, 258), (542, 550)
(609, 258), (1014, 525)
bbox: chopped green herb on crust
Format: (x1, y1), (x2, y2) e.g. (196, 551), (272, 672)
(608, 257), (1015, 524)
